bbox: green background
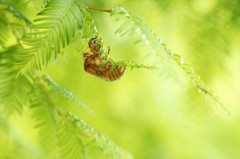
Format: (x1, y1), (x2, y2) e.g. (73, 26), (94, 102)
(1, 0), (240, 159)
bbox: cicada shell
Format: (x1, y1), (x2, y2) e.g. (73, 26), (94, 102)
(83, 38), (126, 81)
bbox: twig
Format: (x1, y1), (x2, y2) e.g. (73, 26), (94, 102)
(34, 70), (87, 136)
(88, 7), (112, 13)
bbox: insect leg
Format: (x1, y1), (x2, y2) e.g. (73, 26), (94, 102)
(108, 46), (110, 55)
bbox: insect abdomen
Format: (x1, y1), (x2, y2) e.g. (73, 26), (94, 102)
(105, 66), (126, 81)
(84, 64), (126, 81)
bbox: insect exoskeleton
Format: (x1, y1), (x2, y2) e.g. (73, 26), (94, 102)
(83, 38), (126, 81)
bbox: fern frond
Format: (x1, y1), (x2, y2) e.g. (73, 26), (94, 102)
(117, 60), (158, 71)
(171, 52), (231, 116)
(98, 49), (158, 72)
(110, 6), (230, 116)
(58, 117), (87, 159)
(29, 81), (58, 156)
(31, 77), (88, 159)
(31, 75), (132, 158)
(0, 0), (32, 25)
(71, 8), (99, 53)
(23, 0), (48, 11)
(0, 2), (33, 48)
(0, 15), (9, 47)
(42, 74), (93, 114)
(15, 0), (86, 76)
(0, 46), (32, 116)
(110, 6), (180, 82)
(66, 111), (133, 159)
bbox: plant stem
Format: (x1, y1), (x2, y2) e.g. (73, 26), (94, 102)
(34, 70), (87, 136)
(88, 7), (112, 13)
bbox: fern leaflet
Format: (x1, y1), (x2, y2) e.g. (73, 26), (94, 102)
(30, 73), (132, 159)
(110, 6), (180, 82)
(58, 117), (87, 159)
(66, 111), (133, 159)
(0, 16), (9, 47)
(15, 0), (86, 76)
(23, 0), (48, 11)
(110, 6), (230, 116)
(71, 8), (99, 53)
(42, 74), (93, 114)
(30, 82), (58, 157)
(0, 0), (32, 26)
(0, 46), (31, 116)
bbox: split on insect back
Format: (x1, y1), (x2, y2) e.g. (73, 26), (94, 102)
(83, 37), (127, 81)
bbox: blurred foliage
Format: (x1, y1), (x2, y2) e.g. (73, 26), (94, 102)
(1, 0), (240, 159)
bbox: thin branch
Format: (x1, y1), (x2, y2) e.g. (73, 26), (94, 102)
(34, 71), (87, 136)
(88, 7), (112, 13)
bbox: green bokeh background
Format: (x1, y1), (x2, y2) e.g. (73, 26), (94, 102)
(1, 0), (240, 159)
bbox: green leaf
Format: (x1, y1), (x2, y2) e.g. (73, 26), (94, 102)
(29, 82), (58, 156)
(0, 0), (32, 25)
(0, 46), (32, 116)
(121, 65), (125, 72)
(42, 74), (93, 114)
(97, 49), (105, 54)
(66, 111), (133, 159)
(0, 15), (10, 47)
(58, 118), (86, 159)
(99, 59), (109, 66)
(24, 0), (48, 10)
(111, 6), (230, 116)
(110, 6), (129, 16)
(111, 6), (180, 82)
(110, 61), (117, 72)
(15, 0), (87, 76)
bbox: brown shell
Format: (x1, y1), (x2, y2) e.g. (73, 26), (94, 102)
(83, 38), (126, 81)
(83, 53), (126, 81)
